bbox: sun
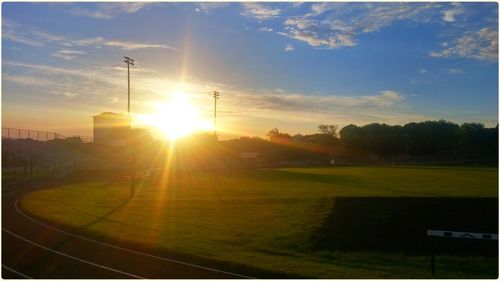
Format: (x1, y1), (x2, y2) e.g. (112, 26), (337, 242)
(140, 93), (211, 140)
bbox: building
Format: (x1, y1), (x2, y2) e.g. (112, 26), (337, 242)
(92, 112), (132, 146)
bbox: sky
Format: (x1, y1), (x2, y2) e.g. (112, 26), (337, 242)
(2, 2), (499, 139)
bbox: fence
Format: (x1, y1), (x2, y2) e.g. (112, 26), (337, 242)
(2, 127), (94, 178)
(2, 127), (93, 143)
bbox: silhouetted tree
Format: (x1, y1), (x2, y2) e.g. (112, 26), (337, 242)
(318, 124), (338, 137)
(402, 120), (459, 155)
(266, 128), (291, 143)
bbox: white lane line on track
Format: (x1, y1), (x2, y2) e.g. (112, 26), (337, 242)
(11, 191), (254, 279)
(2, 264), (32, 279)
(2, 228), (145, 279)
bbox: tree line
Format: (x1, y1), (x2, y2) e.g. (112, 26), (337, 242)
(260, 120), (498, 161)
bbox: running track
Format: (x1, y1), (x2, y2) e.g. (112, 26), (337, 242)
(2, 181), (260, 279)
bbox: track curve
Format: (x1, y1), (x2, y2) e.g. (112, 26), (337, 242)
(2, 182), (253, 279)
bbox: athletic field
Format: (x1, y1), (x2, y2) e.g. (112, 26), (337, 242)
(20, 166), (498, 278)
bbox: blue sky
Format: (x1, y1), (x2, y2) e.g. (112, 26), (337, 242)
(2, 2), (498, 138)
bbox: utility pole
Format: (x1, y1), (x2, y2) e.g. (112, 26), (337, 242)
(213, 91), (220, 139)
(124, 56), (135, 114)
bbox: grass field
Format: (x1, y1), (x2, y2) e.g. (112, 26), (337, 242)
(20, 166), (498, 278)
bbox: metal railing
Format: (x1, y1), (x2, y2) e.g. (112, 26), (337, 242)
(2, 127), (93, 143)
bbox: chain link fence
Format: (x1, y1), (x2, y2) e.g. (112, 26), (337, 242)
(2, 127), (94, 178)
(2, 127), (93, 143)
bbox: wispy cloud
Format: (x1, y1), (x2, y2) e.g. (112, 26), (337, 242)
(430, 28), (498, 61)
(259, 27), (274, 32)
(240, 3), (281, 20)
(281, 18), (356, 48)
(2, 19), (44, 46)
(195, 2), (230, 13)
(74, 37), (176, 50)
(68, 3), (152, 19)
(4, 59), (469, 134)
(448, 68), (463, 74)
(355, 3), (439, 33)
(3, 73), (55, 87)
(263, 2), (496, 53)
(225, 89), (404, 114)
(4, 61), (119, 86)
(309, 2), (338, 16)
(441, 3), (464, 22)
(51, 49), (86, 60)
(52, 90), (79, 98)
(5, 52), (405, 113)
(2, 19), (176, 51)
(2, 30), (44, 46)
(278, 3), (440, 49)
(3, 61), (131, 106)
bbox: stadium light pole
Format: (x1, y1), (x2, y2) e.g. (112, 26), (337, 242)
(213, 91), (220, 139)
(124, 56), (135, 114)
(124, 56), (136, 196)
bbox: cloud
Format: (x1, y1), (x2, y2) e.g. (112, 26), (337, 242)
(2, 30), (45, 47)
(240, 3), (281, 20)
(32, 31), (68, 43)
(429, 28), (498, 61)
(278, 3), (441, 49)
(51, 49), (86, 60)
(2, 20), (176, 51)
(448, 68), (463, 74)
(354, 3), (438, 33)
(280, 21), (357, 48)
(3, 59), (455, 135)
(4, 61), (117, 85)
(275, 2), (491, 53)
(51, 90), (79, 98)
(63, 91), (79, 98)
(68, 3), (152, 19)
(291, 2), (305, 8)
(442, 4), (464, 22)
(74, 37), (176, 50)
(225, 89), (404, 114)
(310, 2), (337, 16)
(3, 60), (175, 105)
(259, 27), (274, 32)
(4, 59), (405, 116)
(2, 20), (44, 46)
(196, 2), (230, 13)
(284, 44), (294, 52)
(3, 74), (55, 87)
(3, 61), (132, 106)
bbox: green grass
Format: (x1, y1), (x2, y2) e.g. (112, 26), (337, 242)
(21, 166), (498, 278)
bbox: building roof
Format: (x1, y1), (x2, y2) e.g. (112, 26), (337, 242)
(92, 112), (130, 119)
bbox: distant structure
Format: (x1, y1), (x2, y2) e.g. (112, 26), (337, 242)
(92, 112), (132, 145)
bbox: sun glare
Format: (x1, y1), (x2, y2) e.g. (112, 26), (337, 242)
(139, 93), (211, 140)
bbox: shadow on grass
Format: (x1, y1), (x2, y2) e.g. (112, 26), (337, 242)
(312, 197), (498, 257)
(18, 181), (302, 278)
(79, 189), (134, 229)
